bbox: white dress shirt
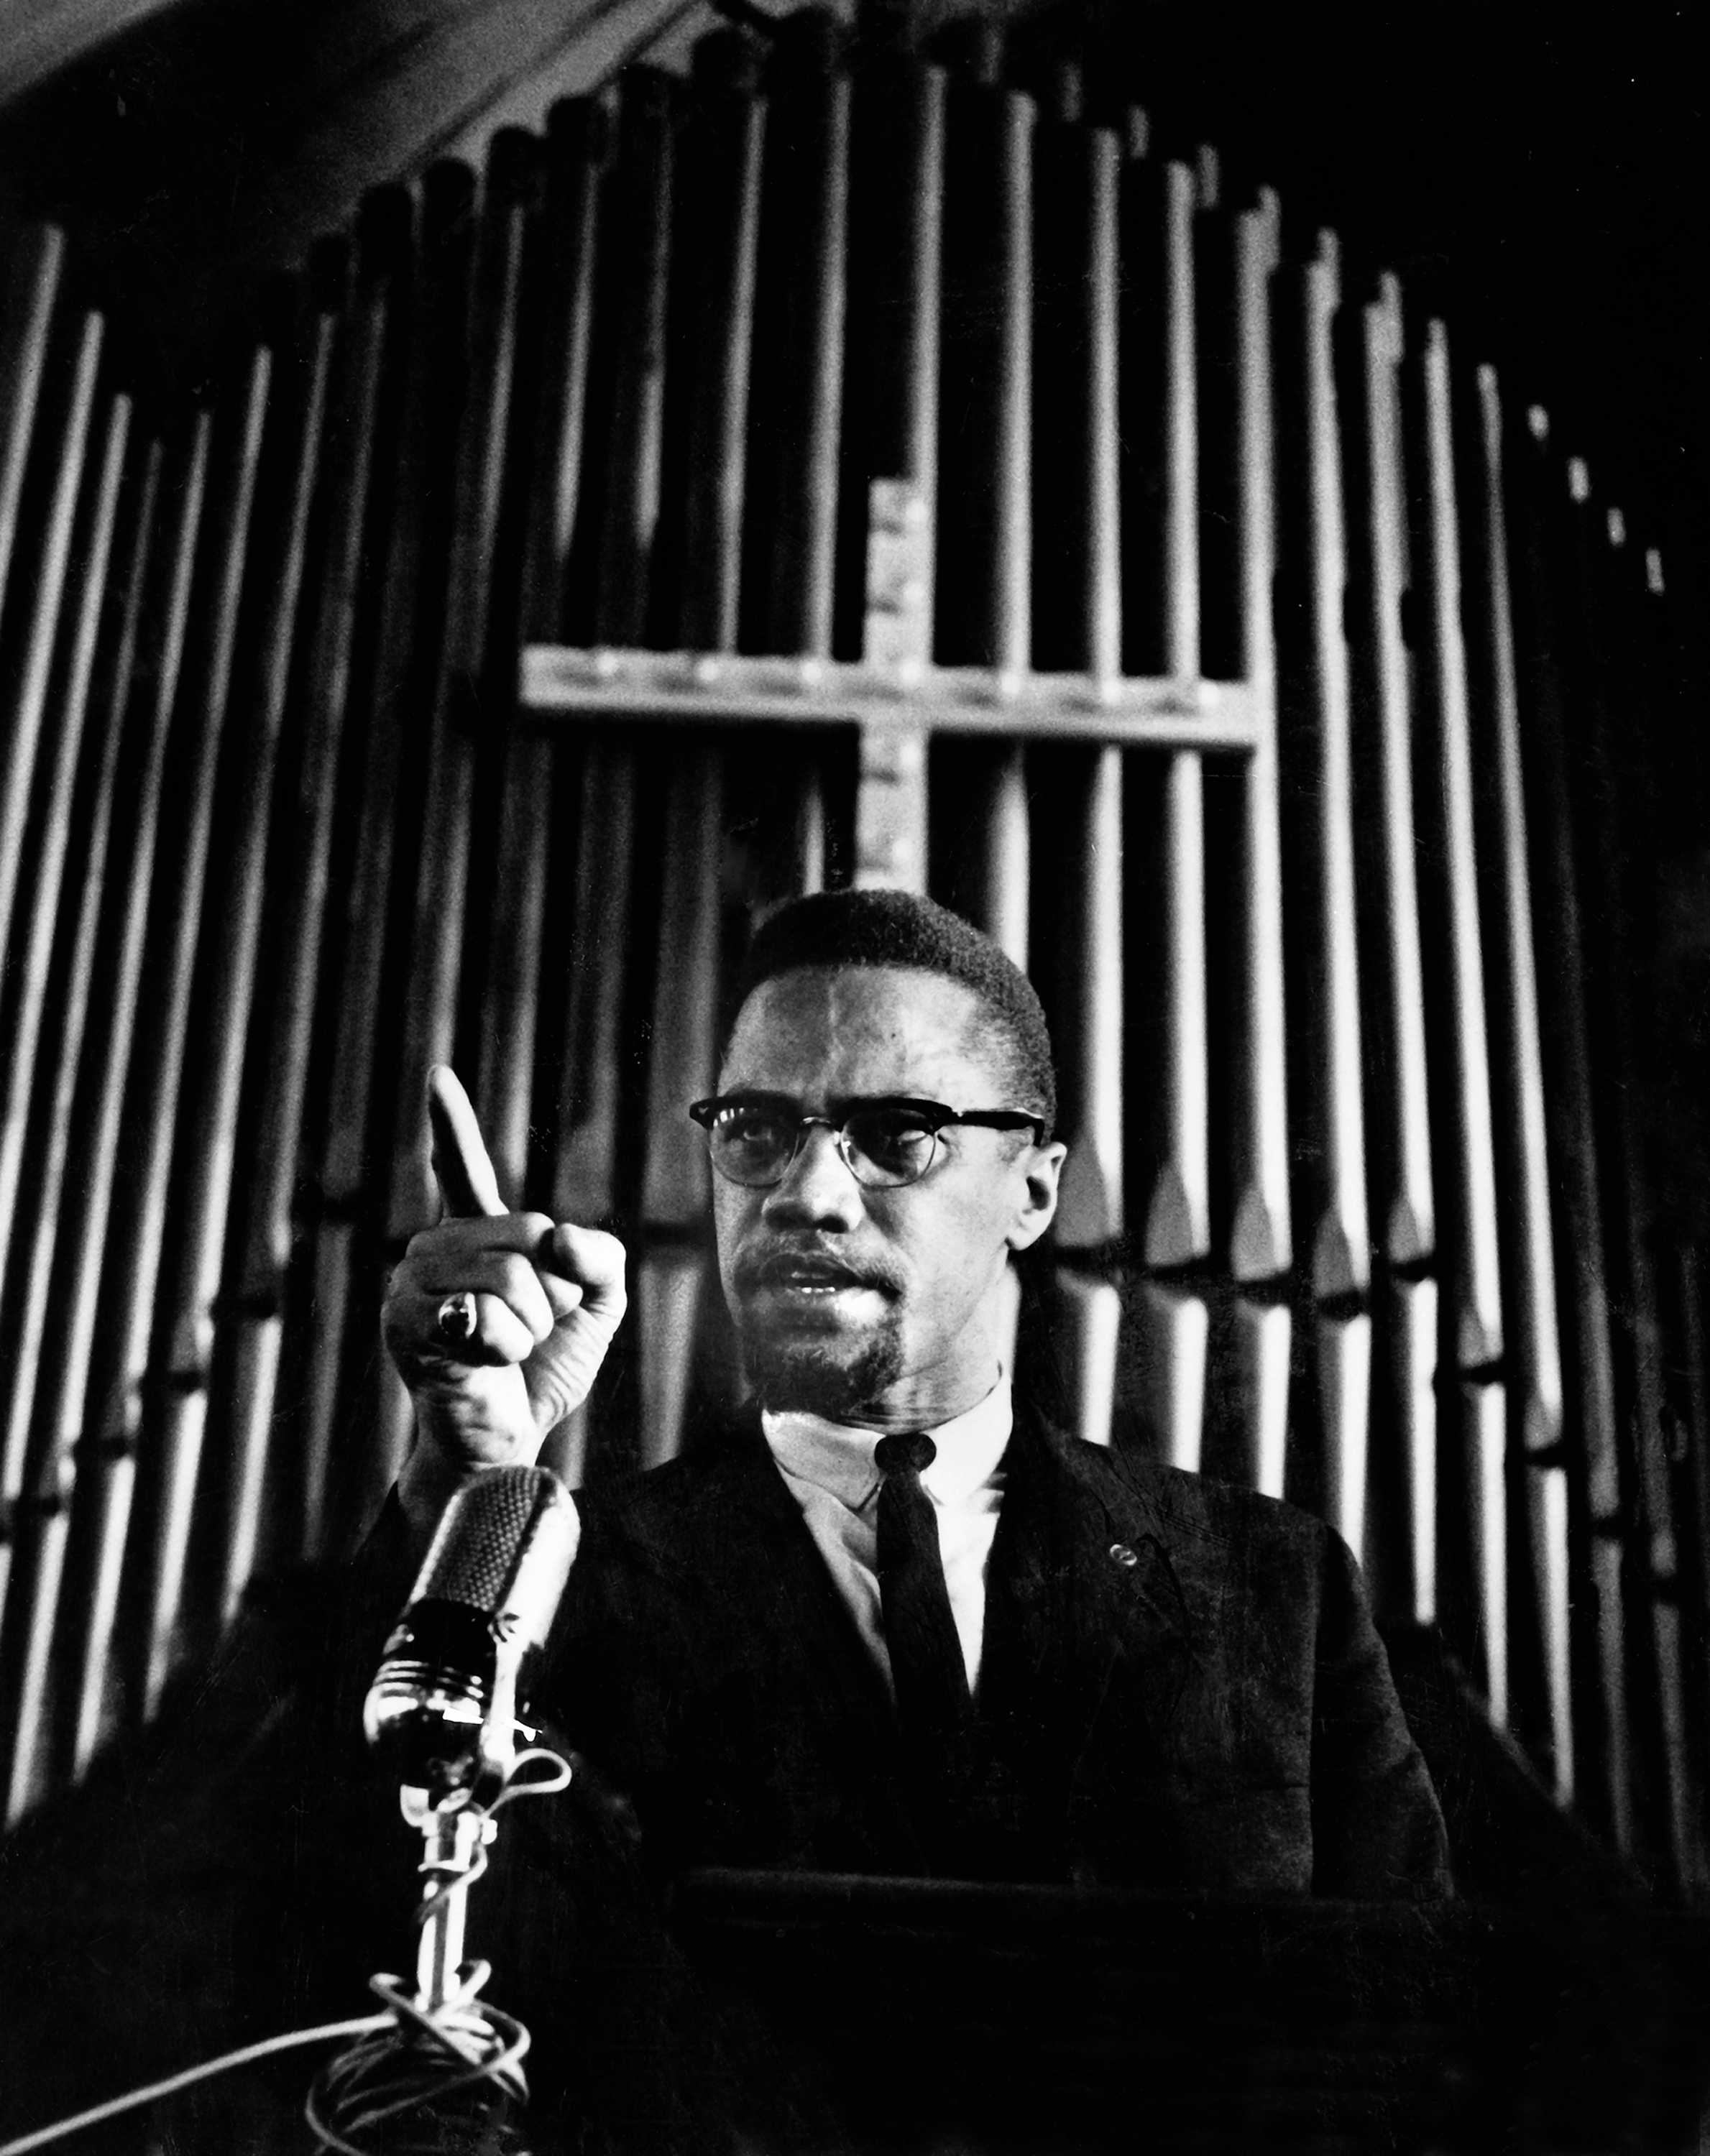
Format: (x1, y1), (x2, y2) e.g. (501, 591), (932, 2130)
(761, 1374), (1011, 1695)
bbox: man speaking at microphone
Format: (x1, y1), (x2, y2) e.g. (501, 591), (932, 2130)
(381, 888), (1449, 1897)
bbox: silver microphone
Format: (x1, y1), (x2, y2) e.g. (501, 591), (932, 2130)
(364, 1464), (582, 1801)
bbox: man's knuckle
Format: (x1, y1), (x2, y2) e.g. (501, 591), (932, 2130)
(489, 1251), (530, 1295)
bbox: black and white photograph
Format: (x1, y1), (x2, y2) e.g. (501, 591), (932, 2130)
(1, 0), (1707, 2147)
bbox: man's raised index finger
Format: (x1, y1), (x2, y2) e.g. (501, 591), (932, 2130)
(427, 1064), (506, 1219)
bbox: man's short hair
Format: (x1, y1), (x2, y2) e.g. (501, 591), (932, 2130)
(727, 888), (1057, 1139)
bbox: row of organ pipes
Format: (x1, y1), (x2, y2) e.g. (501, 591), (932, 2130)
(0, 9), (1705, 1901)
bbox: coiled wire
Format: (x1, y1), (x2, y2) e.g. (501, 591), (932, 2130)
(305, 1746), (571, 2154)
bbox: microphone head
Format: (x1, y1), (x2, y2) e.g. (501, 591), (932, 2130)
(364, 1464), (581, 1798)
(409, 1461), (582, 1640)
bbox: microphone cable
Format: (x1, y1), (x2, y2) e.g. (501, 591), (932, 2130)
(0, 2016), (394, 2155)
(0, 1746), (571, 2156)
(305, 1745), (570, 2155)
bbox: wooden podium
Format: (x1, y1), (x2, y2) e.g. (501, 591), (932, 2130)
(656, 1869), (1710, 2155)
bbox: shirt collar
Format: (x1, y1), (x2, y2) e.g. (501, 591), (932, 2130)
(763, 1370), (1013, 1512)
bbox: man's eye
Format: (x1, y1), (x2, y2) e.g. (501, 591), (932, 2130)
(847, 1113), (935, 1170)
(717, 1111), (789, 1153)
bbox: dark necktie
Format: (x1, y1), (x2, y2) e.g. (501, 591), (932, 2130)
(874, 1433), (974, 1776)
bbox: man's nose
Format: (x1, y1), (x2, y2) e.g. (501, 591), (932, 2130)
(759, 1123), (864, 1228)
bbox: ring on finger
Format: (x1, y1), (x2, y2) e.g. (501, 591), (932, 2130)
(435, 1290), (479, 1348)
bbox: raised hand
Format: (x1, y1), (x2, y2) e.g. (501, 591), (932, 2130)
(385, 1066), (626, 1539)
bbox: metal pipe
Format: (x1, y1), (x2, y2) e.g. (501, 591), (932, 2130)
(635, 34), (761, 1275)
(753, 11), (848, 662)
(48, 415), (212, 1779)
(1453, 1377), (1509, 1726)
(1272, 231), (1368, 1307)
(142, 254), (344, 1695)
(368, 143), (535, 1515)
(1309, 1307), (1374, 1567)
(1463, 360), (1571, 1792)
(1399, 315), (1509, 1728)
(841, 32), (943, 914)
(0, 405), (143, 1802)
(641, 753), (725, 1241)
(1057, 1271), (1126, 1452)
(1031, 73), (1122, 1256)
(1119, 152), (1208, 1266)
(932, 42), (1031, 960)
(0, 223), (64, 637)
(301, 182), (436, 1560)
(472, 142), (563, 1215)
(1128, 1279), (1208, 1472)
(93, 343), (272, 1729)
(1342, 277), (1433, 1271)
(552, 744), (639, 1225)
(552, 72), (677, 1231)
(1214, 1294), (1292, 1500)
(0, 302), (103, 997)
(386, 142), (538, 1252)
(637, 1248), (707, 1473)
(479, 105), (611, 1215)
(1218, 195), (1291, 1284)
(0, 361), (124, 1337)
(1509, 407), (1630, 1851)
(1368, 1276), (1438, 1628)
(745, 14), (848, 882)
(521, 98), (612, 651)
(1270, 230), (1369, 1558)
(216, 202), (406, 1616)
(673, 32), (766, 655)
(1404, 317), (1503, 1372)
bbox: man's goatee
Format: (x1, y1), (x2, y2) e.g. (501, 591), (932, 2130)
(743, 1330), (905, 1418)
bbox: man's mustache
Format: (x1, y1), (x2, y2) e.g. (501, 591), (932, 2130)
(733, 1242), (901, 1296)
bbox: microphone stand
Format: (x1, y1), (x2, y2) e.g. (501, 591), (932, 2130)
(312, 1466), (579, 2150)
(405, 1667), (517, 2020)
(404, 1788), (498, 2018)
(307, 1710), (565, 2152)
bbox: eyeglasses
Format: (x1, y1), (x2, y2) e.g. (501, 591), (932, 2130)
(687, 1095), (1049, 1190)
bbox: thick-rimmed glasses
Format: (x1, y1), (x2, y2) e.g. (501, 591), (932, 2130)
(687, 1094), (1049, 1190)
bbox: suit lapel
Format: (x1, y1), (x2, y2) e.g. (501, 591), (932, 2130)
(981, 1405), (1194, 1793)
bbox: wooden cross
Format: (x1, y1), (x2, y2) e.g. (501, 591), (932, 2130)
(520, 479), (1260, 890)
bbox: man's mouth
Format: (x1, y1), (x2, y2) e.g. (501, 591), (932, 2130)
(742, 1250), (890, 1299)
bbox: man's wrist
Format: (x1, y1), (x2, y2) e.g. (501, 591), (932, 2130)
(395, 1402), (536, 1552)
(395, 1446), (465, 1553)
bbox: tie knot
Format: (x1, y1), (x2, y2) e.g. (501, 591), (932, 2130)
(875, 1431), (937, 1478)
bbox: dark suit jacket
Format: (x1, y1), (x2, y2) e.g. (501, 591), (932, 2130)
(549, 1400), (1451, 1897)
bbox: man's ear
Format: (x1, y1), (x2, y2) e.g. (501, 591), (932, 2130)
(1006, 1140), (1067, 1253)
